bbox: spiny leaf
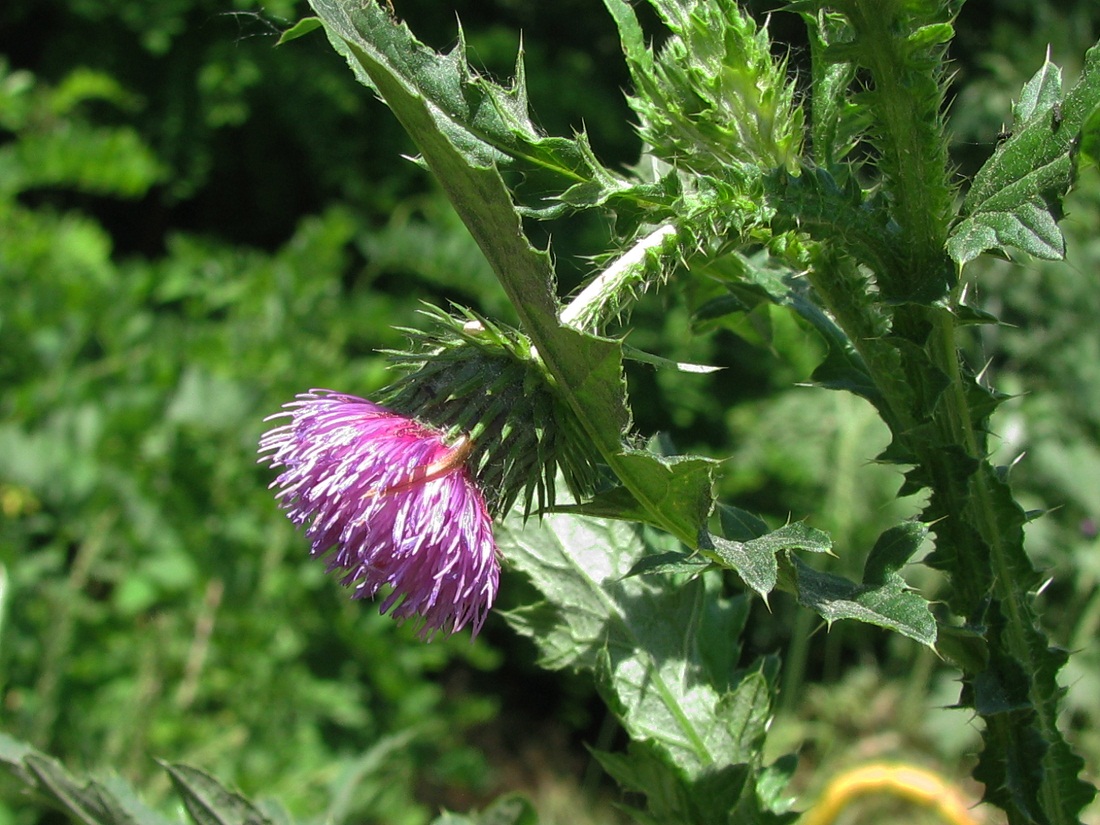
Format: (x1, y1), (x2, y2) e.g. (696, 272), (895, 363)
(594, 743), (751, 825)
(162, 764), (274, 825)
(766, 167), (900, 284)
(309, 0), (640, 219)
(784, 556), (936, 645)
(1078, 102), (1100, 167)
(778, 522), (936, 646)
(717, 503), (771, 542)
(948, 44), (1100, 265)
(601, 0), (803, 174)
(801, 9), (867, 168)
(702, 532), (778, 599)
(967, 609), (1095, 824)
(701, 522), (832, 601)
(862, 521), (928, 586)
(811, 0), (958, 302)
(595, 704), (796, 825)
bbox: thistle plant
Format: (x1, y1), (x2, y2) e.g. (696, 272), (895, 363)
(6, 2), (1098, 825)
(273, 0), (1099, 822)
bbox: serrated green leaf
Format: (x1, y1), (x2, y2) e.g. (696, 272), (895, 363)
(963, 599), (1096, 823)
(936, 624), (988, 673)
(549, 453), (718, 546)
(948, 44), (1100, 265)
(593, 700), (794, 825)
(162, 763), (273, 825)
(717, 503), (770, 541)
(1014, 55), (1063, 124)
(1078, 103), (1100, 167)
(862, 521), (928, 585)
(747, 522), (833, 556)
(756, 754), (799, 815)
(969, 606), (1095, 823)
(766, 167), (899, 284)
(622, 343), (723, 374)
(601, 0), (803, 174)
(784, 553), (936, 646)
(498, 512), (762, 779)
(616, 449), (718, 534)
(947, 200), (1065, 264)
(702, 522), (832, 601)
(592, 743), (697, 825)
(801, 10), (865, 168)
(702, 531), (778, 600)
(308, 0), (638, 218)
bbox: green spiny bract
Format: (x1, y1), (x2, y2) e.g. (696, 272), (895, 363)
(608, 0), (804, 177)
(379, 305), (601, 519)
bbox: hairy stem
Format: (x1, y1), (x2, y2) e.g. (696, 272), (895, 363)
(560, 223), (680, 332)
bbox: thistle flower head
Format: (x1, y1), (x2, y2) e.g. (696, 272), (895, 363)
(259, 390), (498, 639)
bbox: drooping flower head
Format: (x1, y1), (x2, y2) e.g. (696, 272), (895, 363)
(259, 390), (498, 639)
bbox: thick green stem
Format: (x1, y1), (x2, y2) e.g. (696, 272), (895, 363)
(841, 0), (954, 301)
(919, 308), (1077, 822)
(804, 5), (1089, 817)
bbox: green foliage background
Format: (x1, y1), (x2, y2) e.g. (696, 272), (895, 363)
(1, 0), (1098, 822)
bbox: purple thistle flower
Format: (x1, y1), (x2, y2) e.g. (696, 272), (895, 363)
(259, 390), (499, 639)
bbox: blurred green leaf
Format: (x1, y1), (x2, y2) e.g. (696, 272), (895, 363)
(0, 733), (175, 825)
(162, 764), (275, 825)
(1078, 103), (1100, 167)
(431, 794), (538, 825)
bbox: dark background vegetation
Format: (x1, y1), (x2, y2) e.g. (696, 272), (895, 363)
(2, 1), (1099, 822)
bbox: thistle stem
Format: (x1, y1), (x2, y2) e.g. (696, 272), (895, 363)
(560, 223), (679, 331)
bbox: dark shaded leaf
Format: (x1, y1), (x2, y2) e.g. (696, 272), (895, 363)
(0, 734), (174, 825)
(162, 764), (273, 825)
